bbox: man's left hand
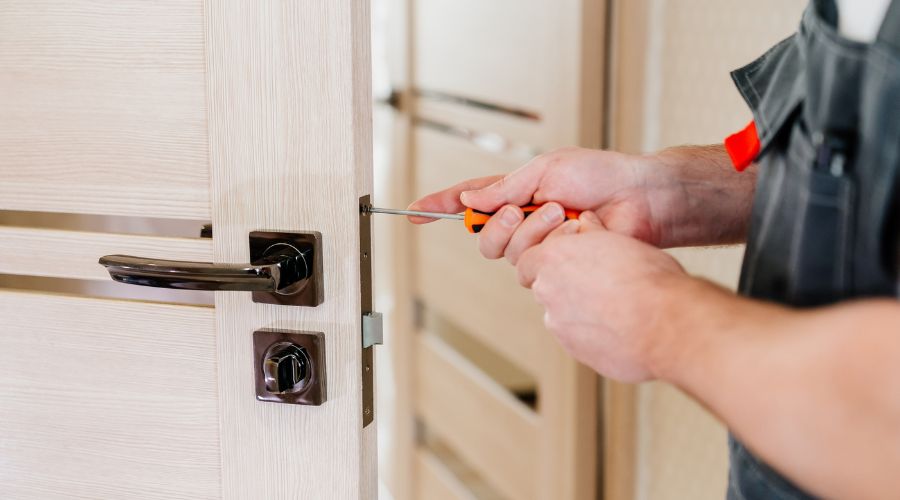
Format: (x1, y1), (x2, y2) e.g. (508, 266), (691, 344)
(516, 211), (688, 382)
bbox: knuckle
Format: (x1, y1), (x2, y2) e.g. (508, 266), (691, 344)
(503, 242), (521, 264)
(531, 277), (554, 303)
(478, 224), (515, 260)
(479, 238), (504, 259)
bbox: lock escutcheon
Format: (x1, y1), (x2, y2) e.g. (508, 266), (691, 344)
(254, 329), (326, 406)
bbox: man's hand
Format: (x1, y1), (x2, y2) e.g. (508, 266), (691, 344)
(410, 147), (660, 263)
(515, 211), (686, 382)
(518, 211), (900, 499)
(409, 145), (756, 263)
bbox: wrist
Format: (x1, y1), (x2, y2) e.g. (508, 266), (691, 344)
(636, 145), (756, 247)
(647, 276), (795, 391)
(645, 276), (744, 384)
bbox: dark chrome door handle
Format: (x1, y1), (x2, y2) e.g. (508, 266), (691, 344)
(99, 245), (309, 293)
(98, 231), (323, 306)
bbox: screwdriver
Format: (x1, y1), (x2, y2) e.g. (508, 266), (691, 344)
(363, 204), (580, 233)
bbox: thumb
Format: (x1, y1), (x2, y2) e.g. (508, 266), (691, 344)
(460, 164), (545, 212)
(578, 210), (607, 232)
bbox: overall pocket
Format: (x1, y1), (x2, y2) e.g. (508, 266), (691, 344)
(786, 123), (856, 306)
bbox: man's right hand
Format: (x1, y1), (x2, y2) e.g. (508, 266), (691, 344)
(409, 145), (753, 263)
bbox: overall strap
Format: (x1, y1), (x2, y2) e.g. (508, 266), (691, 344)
(878, 2), (900, 280)
(877, 0), (900, 52)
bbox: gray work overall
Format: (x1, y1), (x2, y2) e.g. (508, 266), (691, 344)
(727, 0), (900, 498)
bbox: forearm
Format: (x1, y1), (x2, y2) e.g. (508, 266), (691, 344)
(653, 278), (900, 499)
(639, 145), (757, 247)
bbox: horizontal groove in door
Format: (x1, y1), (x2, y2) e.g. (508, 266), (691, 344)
(415, 447), (480, 500)
(415, 95), (552, 151)
(424, 309), (537, 409)
(0, 275), (214, 307)
(0, 289), (219, 499)
(415, 333), (539, 500)
(415, 117), (540, 160)
(415, 89), (541, 121)
(415, 223), (544, 375)
(0, 210), (210, 239)
(0, 0), (210, 220)
(0, 226), (213, 281)
(414, 126), (544, 373)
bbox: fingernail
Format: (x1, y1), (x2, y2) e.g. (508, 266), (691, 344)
(501, 206), (520, 226)
(562, 220), (580, 233)
(542, 204), (564, 223)
(460, 191), (472, 205)
(579, 211), (600, 224)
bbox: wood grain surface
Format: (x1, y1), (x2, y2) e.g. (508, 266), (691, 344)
(415, 448), (480, 500)
(0, 290), (218, 499)
(204, 0), (377, 498)
(415, 333), (540, 500)
(0, 0), (210, 219)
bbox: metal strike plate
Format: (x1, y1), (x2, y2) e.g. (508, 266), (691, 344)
(250, 231), (323, 307)
(254, 329), (326, 405)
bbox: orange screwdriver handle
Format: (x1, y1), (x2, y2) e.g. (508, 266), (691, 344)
(464, 205), (581, 233)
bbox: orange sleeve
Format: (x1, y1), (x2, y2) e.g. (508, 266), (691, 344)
(724, 120), (761, 172)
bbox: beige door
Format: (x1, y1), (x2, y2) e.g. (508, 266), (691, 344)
(0, 1), (376, 499)
(377, 0), (605, 499)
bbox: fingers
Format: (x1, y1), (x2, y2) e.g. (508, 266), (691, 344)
(515, 217), (581, 288)
(477, 205), (524, 259)
(407, 175), (503, 224)
(516, 243), (544, 288)
(577, 210), (607, 232)
(460, 158), (550, 212)
(503, 202), (568, 264)
(544, 218), (581, 241)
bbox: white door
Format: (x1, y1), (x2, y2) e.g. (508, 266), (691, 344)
(0, 1), (377, 498)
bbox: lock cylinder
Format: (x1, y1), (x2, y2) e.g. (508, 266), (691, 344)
(262, 342), (312, 394)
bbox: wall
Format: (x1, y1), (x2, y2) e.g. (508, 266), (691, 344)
(606, 1), (807, 499)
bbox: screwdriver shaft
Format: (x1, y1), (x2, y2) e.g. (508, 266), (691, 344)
(366, 206), (465, 220)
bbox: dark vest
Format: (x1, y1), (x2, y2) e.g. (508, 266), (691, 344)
(727, 0), (900, 498)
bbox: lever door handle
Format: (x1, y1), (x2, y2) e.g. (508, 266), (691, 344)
(98, 231), (323, 306)
(99, 246), (309, 293)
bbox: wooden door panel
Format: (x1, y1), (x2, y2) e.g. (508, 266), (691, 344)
(413, 126), (543, 372)
(0, 0), (209, 219)
(0, 291), (218, 499)
(204, 1), (376, 498)
(414, 449), (478, 500)
(414, 0), (556, 117)
(415, 334), (539, 500)
(0, 0), (376, 497)
(411, 0), (604, 152)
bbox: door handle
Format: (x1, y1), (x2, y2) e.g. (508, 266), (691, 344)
(98, 247), (308, 292)
(98, 231), (323, 306)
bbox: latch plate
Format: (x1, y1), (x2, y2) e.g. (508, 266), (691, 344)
(360, 195), (375, 427)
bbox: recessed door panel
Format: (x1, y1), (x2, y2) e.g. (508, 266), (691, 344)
(0, 291), (219, 499)
(0, 0), (209, 219)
